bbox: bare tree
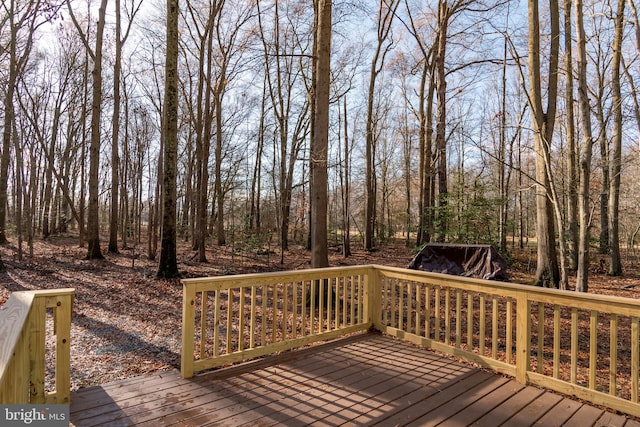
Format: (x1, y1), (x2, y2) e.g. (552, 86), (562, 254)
(157, 0), (180, 278)
(575, 0), (595, 292)
(564, 0), (578, 271)
(608, 0), (625, 276)
(0, 0), (59, 244)
(527, 0), (561, 287)
(67, 0), (109, 259)
(108, 0), (144, 253)
(310, 0), (331, 268)
(365, 0), (400, 251)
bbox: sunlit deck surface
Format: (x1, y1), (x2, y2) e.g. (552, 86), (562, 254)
(70, 333), (640, 427)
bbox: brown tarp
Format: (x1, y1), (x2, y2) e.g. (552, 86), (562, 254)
(407, 243), (509, 281)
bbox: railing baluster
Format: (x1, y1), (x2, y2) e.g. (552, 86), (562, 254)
(537, 303), (544, 374)
(272, 285), (278, 344)
(250, 286), (257, 349)
(456, 289), (462, 349)
(480, 293), (486, 355)
(226, 289), (234, 353)
(261, 286), (267, 346)
(358, 276), (362, 325)
(239, 287), (245, 352)
(492, 296), (498, 359)
(283, 282), (288, 340)
(553, 304), (560, 378)
(302, 281), (307, 336)
(311, 281), (316, 334)
(399, 279), (404, 331)
(293, 282), (298, 338)
(435, 287), (441, 341)
(214, 290), (220, 356)
(467, 292), (473, 350)
(416, 284), (422, 337)
(406, 282), (412, 333)
(359, 274), (364, 323)
(445, 288), (451, 345)
(571, 307), (578, 384)
(391, 280), (397, 329)
(589, 310), (597, 389)
(200, 292), (207, 359)
(610, 314), (617, 395)
(335, 278), (340, 329)
(342, 278), (347, 327)
(320, 279), (326, 333)
(632, 316), (639, 403)
(506, 297), (512, 364)
(425, 286), (430, 339)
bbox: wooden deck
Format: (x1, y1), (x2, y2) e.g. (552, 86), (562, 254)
(70, 333), (640, 427)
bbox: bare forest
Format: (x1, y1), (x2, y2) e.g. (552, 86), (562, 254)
(2, 0), (640, 294)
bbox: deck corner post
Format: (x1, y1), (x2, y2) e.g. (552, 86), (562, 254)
(53, 292), (74, 404)
(515, 291), (530, 384)
(181, 281), (196, 379)
(365, 266), (382, 331)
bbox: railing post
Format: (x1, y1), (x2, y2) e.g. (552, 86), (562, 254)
(515, 290), (530, 384)
(181, 282), (196, 379)
(51, 293), (73, 404)
(28, 296), (46, 403)
(364, 266), (382, 331)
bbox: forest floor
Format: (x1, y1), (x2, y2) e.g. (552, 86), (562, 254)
(2, 235), (640, 392)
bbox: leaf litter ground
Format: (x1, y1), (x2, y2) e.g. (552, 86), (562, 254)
(1, 236), (640, 395)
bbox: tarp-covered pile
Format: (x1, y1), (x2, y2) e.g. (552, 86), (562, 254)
(407, 243), (508, 281)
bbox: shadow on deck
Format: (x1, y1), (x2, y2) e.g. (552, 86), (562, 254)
(70, 333), (639, 427)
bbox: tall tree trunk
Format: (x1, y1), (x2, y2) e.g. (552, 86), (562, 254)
(214, 88), (226, 246)
(310, 0), (331, 268)
(250, 79), (267, 233)
(109, 0), (123, 253)
(86, 0), (109, 260)
(341, 97), (351, 257)
(42, 104), (62, 239)
(435, 0), (449, 242)
(575, 0), (594, 292)
(498, 14), (510, 253)
(365, 0), (399, 251)
(609, 0), (625, 276)
(565, 0), (578, 271)
(157, 0), (180, 278)
(0, 0), (38, 244)
(528, 0), (560, 287)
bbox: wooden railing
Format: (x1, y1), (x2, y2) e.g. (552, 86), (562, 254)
(181, 266), (371, 378)
(182, 264), (640, 418)
(375, 265), (640, 419)
(0, 289), (75, 404)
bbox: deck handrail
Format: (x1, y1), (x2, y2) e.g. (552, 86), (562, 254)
(182, 264), (640, 418)
(181, 266), (373, 378)
(0, 289), (75, 404)
(374, 265), (640, 418)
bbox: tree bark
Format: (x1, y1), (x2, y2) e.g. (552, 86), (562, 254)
(311, 0), (331, 269)
(365, 0), (399, 251)
(157, 0), (180, 278)
(565, 0), (578, 271)
(575, 0), (594, 292)
(609, 0), (625, 276)
(109, 0), (123, 253)
(86, 0), (109, 260)
(528, 0), (560, 287)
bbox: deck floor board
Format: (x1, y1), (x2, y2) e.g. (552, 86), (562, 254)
(70, 333), (637, 426)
